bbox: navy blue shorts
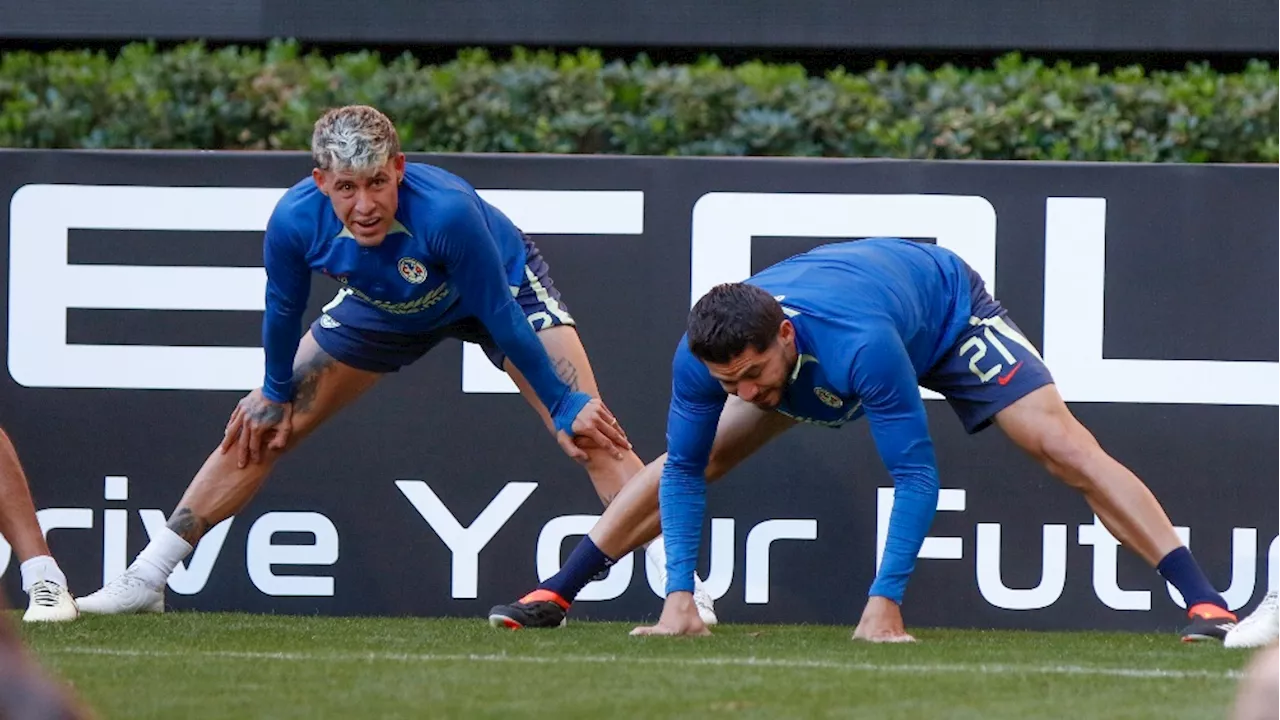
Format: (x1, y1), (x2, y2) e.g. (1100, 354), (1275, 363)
(919, 267), (1054, 434)
(310, 237), (575, 374)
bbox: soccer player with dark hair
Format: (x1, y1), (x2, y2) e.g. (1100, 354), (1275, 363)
(491, 237), (1235, 643)
(77, 105), (715, 620)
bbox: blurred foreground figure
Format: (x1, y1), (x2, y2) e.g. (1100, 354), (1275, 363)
(0, 607), (94, 720)
(1230, 641), (1278, 720)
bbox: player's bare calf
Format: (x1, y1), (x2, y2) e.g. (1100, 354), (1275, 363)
(0, 428), (78, 622)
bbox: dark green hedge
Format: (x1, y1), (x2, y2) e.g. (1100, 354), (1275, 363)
(0, 41), (1275, 162)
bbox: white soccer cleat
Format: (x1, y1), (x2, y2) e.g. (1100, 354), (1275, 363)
(22, 581), (79, 623)
(692, 575), (719, 627)
(1225, 590), (1278, 649)
(76, 570), (165, 615)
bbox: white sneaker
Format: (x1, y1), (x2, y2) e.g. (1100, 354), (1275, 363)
(692, 576), (719, 627)
(643, 538), (719, 626)
(76, 570), (165, 615)
(1225, 590), (1279, 649)
(22, 581), (79, 623)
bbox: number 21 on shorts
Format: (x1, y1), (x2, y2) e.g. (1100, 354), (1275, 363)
(958, 315), (1041, 384)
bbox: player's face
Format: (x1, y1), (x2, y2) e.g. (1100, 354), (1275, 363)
(704, 320), (798, 411)
(313, 154), (406, 247)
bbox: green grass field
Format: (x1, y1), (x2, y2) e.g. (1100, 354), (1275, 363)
(17, 613), (1253, 720)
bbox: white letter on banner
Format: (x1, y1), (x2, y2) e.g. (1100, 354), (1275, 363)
(1042, 197), (1278, 405)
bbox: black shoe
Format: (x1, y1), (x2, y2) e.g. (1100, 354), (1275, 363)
(488, 590), (569, 630)
(1180, 603), (1238, 642)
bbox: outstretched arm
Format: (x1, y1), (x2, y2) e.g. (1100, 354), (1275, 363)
(429, 197), (628, 458)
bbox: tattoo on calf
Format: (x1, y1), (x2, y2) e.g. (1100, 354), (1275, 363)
(553, 357), (581, 392)
(290, 350), (337, 414)
(166, 507), (210, 544)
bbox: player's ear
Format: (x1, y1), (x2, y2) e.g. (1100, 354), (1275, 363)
(311, 168), (328, 195)
(778, 319), (796, 345)
(393, 153), (406, 182)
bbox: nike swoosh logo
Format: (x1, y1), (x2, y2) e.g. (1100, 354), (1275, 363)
(997, 362), (1023, 385)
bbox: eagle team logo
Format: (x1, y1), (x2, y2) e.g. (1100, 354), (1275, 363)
(814, 387), (844, 408)
(398, 257), (428, 284)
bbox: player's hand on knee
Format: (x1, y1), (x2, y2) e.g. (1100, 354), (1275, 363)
(630, 592), (711, 637)
(564, 397), (631, 461)
(220, 388), (293, 469)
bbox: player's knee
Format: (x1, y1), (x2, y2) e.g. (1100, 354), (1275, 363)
(265, 436), (299, 460)
(271, 418), (321, 456)
(705, 451), (736, 483)
(571, 434), (629, 471)
(1034, 419), (1099, 487)
(700, 460), (722, 482)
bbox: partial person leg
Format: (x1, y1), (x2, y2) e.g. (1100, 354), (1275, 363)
(504, 325), (643, 506)
(488, 395), (794, 628)
(929, 269), (1231, 642)
(1230, 642), (1279, 720)
(0, 428), (77, 622)
(78, 332), (381, 614)
(0, 591), (95, 718)
(995, 384), (1236, 640)
(499, 241), (723, 612)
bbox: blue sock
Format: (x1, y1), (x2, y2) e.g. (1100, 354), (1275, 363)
(537, 536), (615, 603)
(1157, 547), (1228, 612)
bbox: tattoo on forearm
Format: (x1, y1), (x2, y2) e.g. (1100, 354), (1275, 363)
(291, 350), (337, 414)
(553, 357), (581, 392)
(166, 507), (210, 544)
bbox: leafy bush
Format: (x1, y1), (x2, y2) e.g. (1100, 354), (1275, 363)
(1, 41), (1274, 162)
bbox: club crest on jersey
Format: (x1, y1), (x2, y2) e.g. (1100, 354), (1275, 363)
(398, 257), (428, 285)
(814, 387), (844, 408)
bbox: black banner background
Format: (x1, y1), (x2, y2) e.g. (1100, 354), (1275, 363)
(0, 150), (1274, 632)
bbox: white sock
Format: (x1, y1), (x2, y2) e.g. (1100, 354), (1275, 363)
(20, 555), (68, 593)
(644, 535), (708, 592)
(129, 527), (193, 589)
(644, 535), (668, 579)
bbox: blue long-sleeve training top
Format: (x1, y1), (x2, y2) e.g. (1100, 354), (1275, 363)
(660, 238), (974, 604)
(260, 162), (585, 431)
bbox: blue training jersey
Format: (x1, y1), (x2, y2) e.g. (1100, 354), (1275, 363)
(660, 238), (973, 603)
(261, 162), (584, 430)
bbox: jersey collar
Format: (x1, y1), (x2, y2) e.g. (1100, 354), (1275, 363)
(335, 219), (412, 242)
(788, 324), (819, 382)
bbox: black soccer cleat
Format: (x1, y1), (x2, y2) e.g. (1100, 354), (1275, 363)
(1180, 603), (1238, 643)
(488, 589), (570, 630)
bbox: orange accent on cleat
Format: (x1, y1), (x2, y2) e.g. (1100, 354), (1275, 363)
(501, 618), (521, 630)
(1188, 602), (1236, 622)
(518, 589), (570, 610)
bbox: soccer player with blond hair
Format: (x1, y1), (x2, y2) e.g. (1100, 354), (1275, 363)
(78, 105), (716, 620)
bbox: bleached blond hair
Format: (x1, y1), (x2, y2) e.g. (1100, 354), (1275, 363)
(311, 105), (401, 173)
